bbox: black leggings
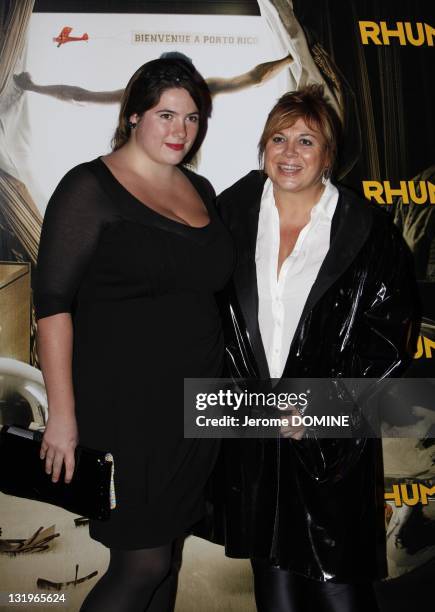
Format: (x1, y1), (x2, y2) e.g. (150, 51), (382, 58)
(80, 538), (184, 612)
(251, 560), (380, 612)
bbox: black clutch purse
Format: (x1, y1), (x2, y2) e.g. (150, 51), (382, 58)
(0, 425), (115, 520)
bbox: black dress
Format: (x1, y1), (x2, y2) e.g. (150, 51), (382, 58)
(34, 158), (234, 549)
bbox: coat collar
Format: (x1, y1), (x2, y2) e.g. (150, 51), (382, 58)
(230, 172), (269, 377)
(227, 171), (373, 378)
(300, 182), (373, 321)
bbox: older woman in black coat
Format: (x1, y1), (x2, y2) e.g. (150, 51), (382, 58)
(205, 86), (420, 612)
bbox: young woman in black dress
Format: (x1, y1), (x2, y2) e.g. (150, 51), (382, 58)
(35, 58), (233, 612)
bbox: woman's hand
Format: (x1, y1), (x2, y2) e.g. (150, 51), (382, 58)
(37, 313), (77, 484)
(280, 407), (305, 440)
(40, 414), (78, 484)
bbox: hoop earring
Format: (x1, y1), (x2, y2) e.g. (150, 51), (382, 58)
(127, 120), (137, 129)
(321, 168), (331, 185)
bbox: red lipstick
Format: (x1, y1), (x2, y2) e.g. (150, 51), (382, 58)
(165, 143), (184, 151)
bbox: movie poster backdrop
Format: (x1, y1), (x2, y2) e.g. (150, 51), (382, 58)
(0, 1), (433, 610)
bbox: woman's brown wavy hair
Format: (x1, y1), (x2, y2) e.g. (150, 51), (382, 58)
(112, 58), (212, 164)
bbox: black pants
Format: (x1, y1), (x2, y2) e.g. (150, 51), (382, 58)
(251, 560), (380, 612)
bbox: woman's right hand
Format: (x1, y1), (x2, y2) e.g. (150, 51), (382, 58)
(40, 414), (78, 484)
(280, 407), (305, 440)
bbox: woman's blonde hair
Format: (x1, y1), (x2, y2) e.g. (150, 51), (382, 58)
(258, 84), (342, 172)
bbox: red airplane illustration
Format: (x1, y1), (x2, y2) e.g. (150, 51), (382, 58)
(53, 27), (89, 48)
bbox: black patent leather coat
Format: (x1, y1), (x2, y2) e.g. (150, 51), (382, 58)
(201, 171), (420, 582)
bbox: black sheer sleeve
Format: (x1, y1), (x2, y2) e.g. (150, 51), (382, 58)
(34, 163), (113, 320)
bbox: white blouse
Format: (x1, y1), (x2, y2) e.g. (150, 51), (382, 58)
(255, 178), (339, 378)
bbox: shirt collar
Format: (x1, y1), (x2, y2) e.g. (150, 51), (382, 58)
(260, 177), (338, 221)
(312, 179), (338, 221)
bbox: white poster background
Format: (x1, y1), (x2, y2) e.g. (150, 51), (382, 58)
(24, 11), (292, 212)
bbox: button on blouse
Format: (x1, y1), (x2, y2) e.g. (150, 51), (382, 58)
(256, 178), (339, 378)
